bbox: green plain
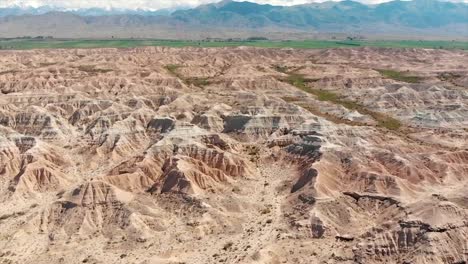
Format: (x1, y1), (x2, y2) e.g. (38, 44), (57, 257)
(0, 39), (467, 50)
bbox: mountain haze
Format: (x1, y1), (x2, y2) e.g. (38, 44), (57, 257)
(0, 0), (466, 39)
(173, 0), (468, 28)
(0, 6), (175, 17)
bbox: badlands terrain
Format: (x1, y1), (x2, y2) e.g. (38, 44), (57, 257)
(0, 46), (467, 264)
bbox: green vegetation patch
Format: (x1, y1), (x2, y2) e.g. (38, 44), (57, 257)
(375, 115), (402, 130)
(334, 41), (362, 46)
(376, 69), (422, 83)
(1, 38), (467, 51)
(278, 67), (402, 130)
(314, 89), (339, 102)
(165, 64), (212, 87)
(284, 74), (340, 102)
(165, 64), (182, 75)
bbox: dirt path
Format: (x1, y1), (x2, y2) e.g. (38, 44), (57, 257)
(220, 164), (290, 263)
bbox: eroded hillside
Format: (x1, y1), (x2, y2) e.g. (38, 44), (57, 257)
(0, 47), (467, 264)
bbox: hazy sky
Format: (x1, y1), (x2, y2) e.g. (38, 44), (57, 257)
(0, 0), (409, 9)
(0, 0), (465, 10)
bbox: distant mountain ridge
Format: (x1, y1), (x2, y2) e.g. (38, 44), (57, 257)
(0, 0), (466, 39)
(0, 6), (176, 17)
(171, 0), (467, 29)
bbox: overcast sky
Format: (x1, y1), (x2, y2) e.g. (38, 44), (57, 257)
(0, 0), (465, 10)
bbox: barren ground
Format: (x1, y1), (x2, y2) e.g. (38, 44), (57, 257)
(0, 47), (467, 264)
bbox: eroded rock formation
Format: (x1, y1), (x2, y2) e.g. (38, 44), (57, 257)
(0, 47), (467, 264)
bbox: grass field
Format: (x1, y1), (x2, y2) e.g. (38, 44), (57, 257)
(0, 38), (467, 50)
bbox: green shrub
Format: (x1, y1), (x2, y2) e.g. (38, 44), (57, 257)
(376, 69), (422, 83)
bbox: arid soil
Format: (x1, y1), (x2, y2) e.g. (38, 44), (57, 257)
(0, 47), (467, 264)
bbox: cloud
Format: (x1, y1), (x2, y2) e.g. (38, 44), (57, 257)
(0, 0), (465, 10)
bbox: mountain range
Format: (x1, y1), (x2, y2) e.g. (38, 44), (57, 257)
(0, 0), (466, 39)
(0, 6), (176, 17)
